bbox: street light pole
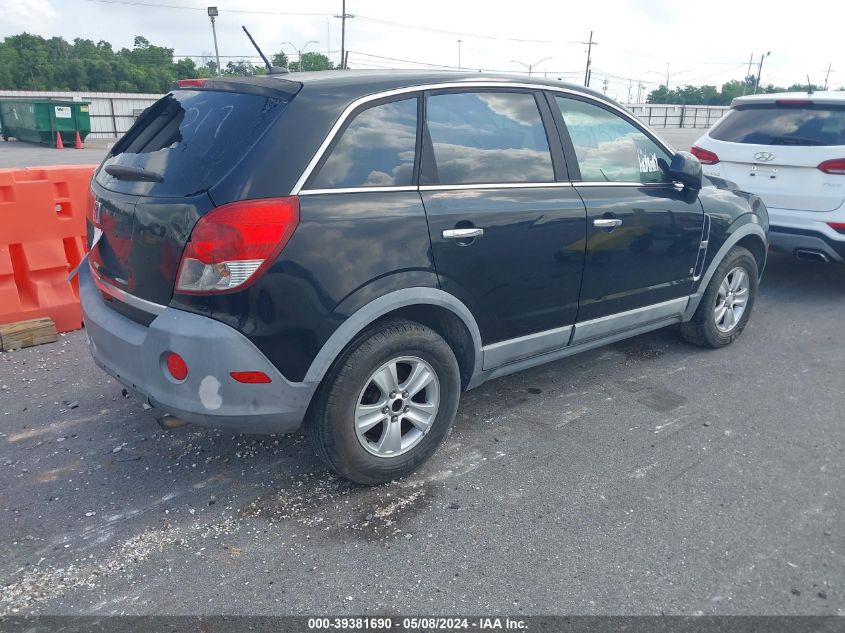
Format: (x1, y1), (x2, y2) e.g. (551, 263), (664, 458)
(647, 65), (688, 94)
(207, 6), (221, 76)
(754, 51), (771, 94)
(511, 57), (552, 78)
(457, 39), (462, 69)
(282, 41), (319, 71)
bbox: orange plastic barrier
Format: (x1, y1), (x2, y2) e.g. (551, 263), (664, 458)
(0, 165), (97, 333)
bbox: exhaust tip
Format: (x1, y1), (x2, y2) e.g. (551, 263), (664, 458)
(795, 249), (830, 263)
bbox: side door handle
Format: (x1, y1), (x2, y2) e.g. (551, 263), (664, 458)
(593, 218), (623, 228)
(442, 228), (484, 239)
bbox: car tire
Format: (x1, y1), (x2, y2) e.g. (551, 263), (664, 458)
(680, 245), (759, 348)
(306, 319), (461, 485)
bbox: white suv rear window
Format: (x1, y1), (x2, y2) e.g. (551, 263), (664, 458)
(710, 105), (845, 146)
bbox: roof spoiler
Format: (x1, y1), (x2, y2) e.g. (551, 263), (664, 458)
(174, 76), (303, 99)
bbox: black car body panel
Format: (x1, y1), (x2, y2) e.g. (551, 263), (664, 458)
(574, 184), (705, 321)
(170, 191), (437, 382)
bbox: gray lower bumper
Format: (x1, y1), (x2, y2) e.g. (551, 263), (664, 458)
(769, 228), (845, 264)
(80, 267), (316, 434)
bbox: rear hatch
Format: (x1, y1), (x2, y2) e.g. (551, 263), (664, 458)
(699, 100), (845, 212)
(90, 82), (295, 306)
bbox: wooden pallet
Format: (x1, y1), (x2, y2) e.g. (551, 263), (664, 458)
(0, 317), (58, 351)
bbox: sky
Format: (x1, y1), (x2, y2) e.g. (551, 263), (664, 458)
(3, 0), (842, 101)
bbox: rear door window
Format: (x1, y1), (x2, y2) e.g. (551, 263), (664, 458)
(710, 105), (845, 146)
(424, 91), (555, 185)
(99, 90), (288, 197)
(307, 97), (418, 189)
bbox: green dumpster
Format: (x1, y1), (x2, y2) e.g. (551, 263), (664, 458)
(0, 98), (92, 146)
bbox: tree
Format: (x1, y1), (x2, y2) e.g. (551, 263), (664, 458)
(271, 51), (289, 68)
(290, 52), (334, 72)
(0, 32), (216, 92)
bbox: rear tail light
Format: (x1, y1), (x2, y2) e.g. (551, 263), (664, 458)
(178, 79), (208, 88)
(818, 159), (845, 175)
(85, 190), (96, 224)
(828, 223), (845, 234)
(176, 196), (300, 294)
(691, 145), (720, 165)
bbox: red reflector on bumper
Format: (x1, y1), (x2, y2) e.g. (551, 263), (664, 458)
(165, 352), (188, 381)
(230, 371), (272, 384)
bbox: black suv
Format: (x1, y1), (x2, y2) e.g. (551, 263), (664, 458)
(81, 71), (769, 484)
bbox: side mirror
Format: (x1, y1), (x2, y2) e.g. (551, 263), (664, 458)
(668, 151), (703, 190)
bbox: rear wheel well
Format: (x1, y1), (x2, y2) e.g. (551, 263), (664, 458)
(736, 234), (767, 276)
(375, 304), (476, 390)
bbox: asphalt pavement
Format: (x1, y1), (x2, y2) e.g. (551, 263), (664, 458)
(1, 253), (843, 615)
(1, 128), (842, 616)
(0, 139), (109, 169)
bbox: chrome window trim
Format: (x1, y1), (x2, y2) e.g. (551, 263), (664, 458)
(419, 182), (573, 191)
(574, 181), (671, 188)
(298, 186), (418, 196)
(90, 262), (166, 316)
(291, 81), (674, 195)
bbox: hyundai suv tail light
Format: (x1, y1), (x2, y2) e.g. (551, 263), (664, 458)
(818, 159), (845, 175)
(175, 196), (300, 294)
(690, 145), (720, 165)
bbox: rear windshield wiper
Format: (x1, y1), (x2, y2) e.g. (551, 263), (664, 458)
(103, 164), (164, 182)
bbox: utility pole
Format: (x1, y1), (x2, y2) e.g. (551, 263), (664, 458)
(334, 0), (354, 69)
(457, 39), (462, 69)
(741, 52), (754, 95)
(824, 62), (832, 90)
(637, 81), (644, 103)
(207, 6), (221, 76)
(602, 77), (608, 94)
(627, 79), (632, 103)
(754, 51), (770, 94)
(582, 31), (597, 87)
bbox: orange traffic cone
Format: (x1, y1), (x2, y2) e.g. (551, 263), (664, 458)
(55, 131), (64, 149)
(73, 130), (84, 149)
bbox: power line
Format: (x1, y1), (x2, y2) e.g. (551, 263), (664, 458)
(84, 0), (332, 16)
(341, 15), (583, 44)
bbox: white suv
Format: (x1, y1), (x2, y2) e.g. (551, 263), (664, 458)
(692, 92), (845, 264)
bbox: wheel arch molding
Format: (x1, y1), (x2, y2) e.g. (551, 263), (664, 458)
(684, 218), (767, 320)
(303, 287), (484, 389)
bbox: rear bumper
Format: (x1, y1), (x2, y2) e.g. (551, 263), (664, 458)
(80, 265), (317, 433)
(767, 206), (845, 263)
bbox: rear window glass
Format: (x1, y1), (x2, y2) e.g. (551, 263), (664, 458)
(308, 97), (418, 189)
(711, 105), (845, 146)
(99, 90), (287, 196)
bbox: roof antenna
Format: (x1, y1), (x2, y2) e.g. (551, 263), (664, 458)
(242, 25), (288, 75)
(807, 74), (814, 95)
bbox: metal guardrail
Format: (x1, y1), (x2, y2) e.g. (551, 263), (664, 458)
(624, 104), (730, 129)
